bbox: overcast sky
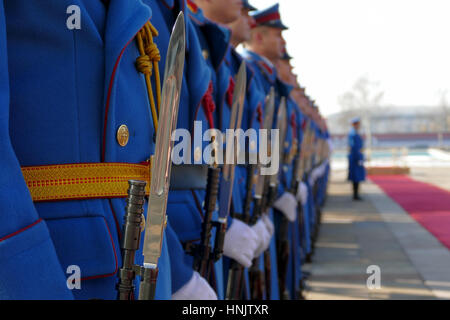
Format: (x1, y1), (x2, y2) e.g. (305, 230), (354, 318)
(253, 0), (450, 117)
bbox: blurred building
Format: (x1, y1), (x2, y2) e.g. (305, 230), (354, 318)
(328, 106), (450, 148)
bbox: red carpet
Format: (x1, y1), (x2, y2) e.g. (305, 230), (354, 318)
(370, 175), (450, 249)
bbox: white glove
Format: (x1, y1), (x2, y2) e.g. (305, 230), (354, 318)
(316, 165), (325, 178)
(223, 219), (258, 268)
(327, 138), (333, 154)
(309, 169), (316, 185)
(310, 164), (325, 185)
(273, 192), (297, 222)
(251, 218), (272, 257)
(319, 161), (328, 176)
(296, 182), (308, 205)
(308, 174), (314, 186)
(313, 167), (321, 180)
(262, 213), (274, 238)
(172, 271), (218, 300)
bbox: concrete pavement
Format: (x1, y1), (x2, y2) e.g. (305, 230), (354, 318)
(303, 168), (450, 300)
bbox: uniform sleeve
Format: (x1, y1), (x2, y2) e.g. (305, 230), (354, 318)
(0, 2), (73, 299)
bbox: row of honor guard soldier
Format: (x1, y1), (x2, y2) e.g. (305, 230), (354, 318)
(0, 0), (331, 299)
(0, 0), (186, 299)
(240, 3), (303, 300)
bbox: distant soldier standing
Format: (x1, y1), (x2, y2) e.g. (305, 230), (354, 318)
(348, 117), (366, 200)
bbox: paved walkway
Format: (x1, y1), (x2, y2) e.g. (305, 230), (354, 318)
(303, 168), (450, 300)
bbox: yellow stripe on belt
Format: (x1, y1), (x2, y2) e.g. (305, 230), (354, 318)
(21, 162), (151, 202)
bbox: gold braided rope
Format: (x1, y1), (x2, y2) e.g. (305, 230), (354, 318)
(19, 23), (162, 203)
(136, 21), (161, 132)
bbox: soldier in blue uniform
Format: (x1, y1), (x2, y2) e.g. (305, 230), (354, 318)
(348, 117), (366, 200)
(274, 50), (311, 299)
(0, 0), (181, 299)
(311, 114), (331, 208)
(306, 107), (330, 253)
(238, 3), (301, 300)
(224, 0), (276, 300)
(290, 85), (313, 263)
(306, 103), (321, 252)
(320, 121), (332, 206)
(142, 0), (220, 299)
(166, 0), (266, 300)
(295, 92), (317, 263)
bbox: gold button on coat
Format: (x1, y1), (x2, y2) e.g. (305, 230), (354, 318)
(202, 49), (209, 60)
(117, 124), (130, 147)
(194, 146), (202, 163)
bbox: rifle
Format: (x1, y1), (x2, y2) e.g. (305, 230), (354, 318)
(227, 88), (277, 300)
(296, 119), (310, 258)
(226, 164), (256, 300)
(311, 130), (326, 246)
(247, 87), (276, 300)
(193, 157), (221, 279)
(250, 96), (287, 300)
(271, 97), (293, 300)
(191, 62), (247, 282)
(304, 121), (319, 262)
(117, 13), (185, 300)
(214, 61), (246, 263)
(280, 111), (308, 300)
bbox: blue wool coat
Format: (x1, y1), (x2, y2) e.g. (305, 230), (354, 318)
(348, 128), (366, 182)
(284, 96), (305, 299)
(164, 3), (231, 299)
(220, 45), (268, 299)
(239, 48), (296, 300)
(0, 0), (180, 299)
(143, 0), (214, 294)
(306, 121), (321, 235)
(298, 115), (313, 258)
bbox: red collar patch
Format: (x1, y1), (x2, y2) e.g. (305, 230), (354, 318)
(257, 60), (273, 75)
(226, 76), (235, 108)
(202, 81), (216, 129)
(256, 103), (263, 127)
(187, 0), (198, 13)
(290, 113), (298, 138)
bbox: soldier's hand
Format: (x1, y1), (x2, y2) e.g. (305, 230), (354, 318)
(223, 219), (258, 268)
(296, 182), (308, 205)
(273, 192), (298, 222)
(251, 218), (271, 257)
(262, 213), (274, 237)
(172, 271), (218, 300)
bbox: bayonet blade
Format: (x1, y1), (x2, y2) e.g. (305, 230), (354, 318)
(270, 97), (287, 186)
(143, 12), (186, 267)
(218, 61), (247, 219)
(254, 87), (275, 198)
(262, 87), (276, 132)
(297, 119), (310, 182)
